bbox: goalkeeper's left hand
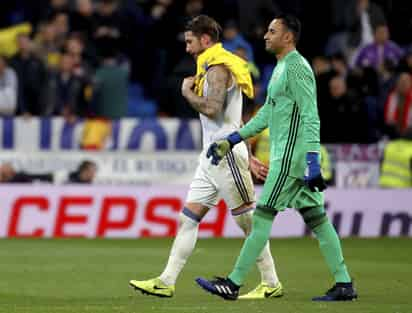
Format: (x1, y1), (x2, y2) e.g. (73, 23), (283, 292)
(207, 131), (243, 165)
(304, 152), (327, 192)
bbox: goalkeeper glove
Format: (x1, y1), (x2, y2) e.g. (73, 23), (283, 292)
(304, 152), (327, 192)
(207, 131), (243, 165)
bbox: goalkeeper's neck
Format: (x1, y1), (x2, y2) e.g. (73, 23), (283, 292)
(276, 45), (296, 61)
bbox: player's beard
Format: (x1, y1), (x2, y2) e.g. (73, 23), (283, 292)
(265, 45), (278, 55)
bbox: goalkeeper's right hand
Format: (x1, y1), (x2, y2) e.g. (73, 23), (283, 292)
(206, 131), (243, 165)
(304, 152), (327, 192)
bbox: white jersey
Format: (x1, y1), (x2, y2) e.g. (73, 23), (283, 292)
(199, 73), (243, 149)
(186, 71), (255, 209)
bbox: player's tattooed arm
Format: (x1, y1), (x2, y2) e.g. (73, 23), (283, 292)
(181, 65), (229, 119)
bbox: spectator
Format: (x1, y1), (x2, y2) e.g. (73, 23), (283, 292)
(326, 0), (386, 59)
(354, 24), (404, 74)
(69, 0), (99, 68)
(312, 55), (332, 77)
(330, 53), (349, 78)
(51, 11), (70, 48)
(383, 72), (412, 139)
(43, 53), (83, 118)
(167, 0), (205, 66)
(65, 34), (93, 79)
(312, 56), (336, 115)
(10, 33), (47, 115)
(33, 22), (61, 68)
(91, 45), (127, 119)
(94, 0), (122, 52)
(0, 163), (53, 183)
(236, 0), (279, 39)
(345, 0), (386, 51)
(42, 0), (70, 21)
(233, 45), (261, 107)
(158, 55), (197, 118)
(234, 45), (259, 80)
(320, 75), (366, 143)
(184, 0), (204, 19)
(67, 160), (97, 183)
(222, 20), (254, 62)
(0, 55), (18, 116)
(143, 0), (179, 100)
(70, 0), (97, 40)
(379, 139), (412, 188)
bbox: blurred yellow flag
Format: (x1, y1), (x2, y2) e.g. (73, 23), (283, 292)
(0, 23), (32, 57)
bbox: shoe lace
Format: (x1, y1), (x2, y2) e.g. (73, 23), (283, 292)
(211, 276), (227, 284)
(251, 283), (267, 293)
(211, 276), (240, 290)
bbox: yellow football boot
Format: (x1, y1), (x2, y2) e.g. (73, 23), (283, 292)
(238, 282), (283, 299)
(129, 277), (175, 298)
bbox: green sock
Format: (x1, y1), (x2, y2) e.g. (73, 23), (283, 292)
(313, 220), (351, 283)
(228, 211), (275, 286)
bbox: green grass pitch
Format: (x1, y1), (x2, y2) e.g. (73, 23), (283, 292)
(0, 238), (411, 313)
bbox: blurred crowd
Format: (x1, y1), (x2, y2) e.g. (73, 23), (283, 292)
(0, 0), (411, 144)
(0, 160), (97, 184)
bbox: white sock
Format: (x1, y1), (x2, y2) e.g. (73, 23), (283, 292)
(159, 211), (199, 286)
(233, 210), (280, 287)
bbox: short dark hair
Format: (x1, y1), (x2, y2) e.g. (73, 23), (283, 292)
(276, 14), (301, 44)
(78, 160), (96, 173)
(185, 15), (222, 42)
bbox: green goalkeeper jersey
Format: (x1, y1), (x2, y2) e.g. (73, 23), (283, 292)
(239, 50), (320, 179)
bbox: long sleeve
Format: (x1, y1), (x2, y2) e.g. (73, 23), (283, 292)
(287, 62), (320, 152)
(239, 99), (270, 139)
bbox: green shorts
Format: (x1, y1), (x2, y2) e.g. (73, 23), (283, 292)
(256, 171), (324, 215)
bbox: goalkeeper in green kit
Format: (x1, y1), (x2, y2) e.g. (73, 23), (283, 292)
(195, 14), (358, 302)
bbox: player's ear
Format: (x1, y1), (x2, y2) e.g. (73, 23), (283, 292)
(200, 33), (211, 46)
(284, 31), (293, 44)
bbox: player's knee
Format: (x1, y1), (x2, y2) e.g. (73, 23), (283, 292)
(233, 209), (253, 235)
(255, 205), (277, 220)
(299, 206), (328, 230)
(181, 207), (202, 225)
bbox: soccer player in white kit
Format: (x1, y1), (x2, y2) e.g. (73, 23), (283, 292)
(129, 15), (283, 299)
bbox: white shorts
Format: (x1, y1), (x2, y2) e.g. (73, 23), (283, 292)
(186, 142), (255, 210)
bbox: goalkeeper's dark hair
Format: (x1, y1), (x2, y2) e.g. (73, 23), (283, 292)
(185, 15), (222, 42)
(276, 13), (301, 44)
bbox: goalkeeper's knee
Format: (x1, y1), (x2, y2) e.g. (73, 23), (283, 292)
(299, 206), (328, 230)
